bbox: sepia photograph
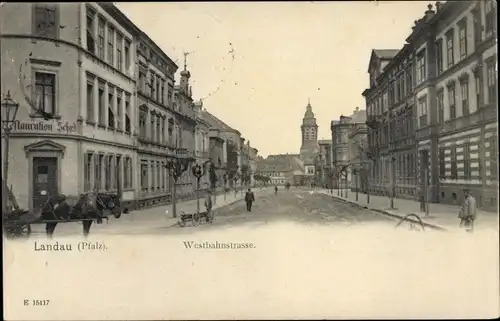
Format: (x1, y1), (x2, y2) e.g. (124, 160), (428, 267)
(1, 1), (499, 320)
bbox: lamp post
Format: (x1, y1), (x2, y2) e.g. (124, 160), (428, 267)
(192, 161), (209, 213)
(165, 156), (193, 218)
(233, 172), (240, 197)
(1, 91), (20, 214)
(223, 172), (228, 201)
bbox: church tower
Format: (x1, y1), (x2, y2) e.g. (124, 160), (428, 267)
(299, 99), (320, 168)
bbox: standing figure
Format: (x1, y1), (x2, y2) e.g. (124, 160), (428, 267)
(245, 188), (255, 212)
(274, 186), (278, 195)
(458, 188), (477, 233)
(205, 189), (213, 213)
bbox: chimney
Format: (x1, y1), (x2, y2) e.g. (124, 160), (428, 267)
(355, 106), (359, 113)
(435, 1), (441, 12)
(424, 4), (435, 21)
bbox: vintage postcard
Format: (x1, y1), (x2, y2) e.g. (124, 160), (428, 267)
(1, 1), (499, 320)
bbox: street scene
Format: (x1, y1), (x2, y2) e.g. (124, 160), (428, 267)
(1, 2), (498, 320)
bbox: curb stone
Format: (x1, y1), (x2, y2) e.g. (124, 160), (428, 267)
(322, 192), (448, 232)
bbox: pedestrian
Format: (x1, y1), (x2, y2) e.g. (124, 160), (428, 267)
(205, 189), (213, 213)
(274, 186), (278, 195)
(458, 188), (476, 233)
(245, 188), (255, 212)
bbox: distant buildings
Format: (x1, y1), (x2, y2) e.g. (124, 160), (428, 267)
(362, 1), (498, 210)
(317, 139), (333, 188)
(256, 154), (304, 186)
(330, 107), (367, 190)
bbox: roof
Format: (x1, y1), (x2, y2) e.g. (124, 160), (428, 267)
(257, 154), (304, 173)
(200, 110), (241, 135)
(348, 109), (366, 124)
(367, 49), (399, 73)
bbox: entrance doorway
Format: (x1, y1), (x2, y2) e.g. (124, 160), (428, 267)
(32, 157), (58, 210)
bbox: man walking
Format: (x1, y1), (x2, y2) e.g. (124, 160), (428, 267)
(458, 188), (476, 233)
(245, 188), (255, 212)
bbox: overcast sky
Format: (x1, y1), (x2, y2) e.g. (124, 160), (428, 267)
(116, 1), (431, 157)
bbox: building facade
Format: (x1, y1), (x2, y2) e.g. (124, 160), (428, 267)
(363, 45), (418, 200)
(1, 3), (140, 211)
(331, 109), (366, 190)
(348, 116), (369, 192)
(300, 100), (320, 175)
(363, 1), (498, 210)
(193, 100), (211, 191)
(317, 139), (333, 188)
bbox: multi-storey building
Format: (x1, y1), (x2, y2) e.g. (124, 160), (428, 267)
(256, 154), (304, 186)
(193, 100), (211, 190)
(317, 139), (333, 188)
(347, 114), (369, 193)
(331, 108), (366, 189)
(1, 3), (139, 211)
(300, 100), (320, 176)
(135, 30), (179, 208)
(364, 45), (417, 200)
(363, 1), (498, 210)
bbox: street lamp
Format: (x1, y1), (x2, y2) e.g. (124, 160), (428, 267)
(1, 91), (20, 214)
(164, 156), (194, 218)
(192, 160), (209, 214)
(233, 172), (240, 197)
(222, 172), (229, 201)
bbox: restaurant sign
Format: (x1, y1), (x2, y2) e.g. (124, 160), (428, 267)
(12, 120), (78, 134)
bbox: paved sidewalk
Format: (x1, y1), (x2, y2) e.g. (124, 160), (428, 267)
(122, 187), (273, 228)
(314, 188), (498, 231)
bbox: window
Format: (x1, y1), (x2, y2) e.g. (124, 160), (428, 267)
(460, 81), (469, 116)
(473, 7), (482, 47)
(161, 80), (165, 104)
(33, 4), (58, 38)
(167, 84), (174, 105)
(156, 115), (161, 144)
(463, 143), (471, 180)
(94, 154), (103, 190)
(34, 72), (56, 116)
(406, 64), (413, 94)
(437, 90), (444, 124)
(458, 21), (467, 60)
(84, 153), (93, 192)
(446, 30), (454, 67)
(86, 78), (94, 122)
(150, 114), (155, 141)
(114, 155), (120, 190)
(108, 89), (114, 129)
(416, 50), (426, 84)
(475, 69), (483, 108)
(156, 76), (160, 102)
(105, 155), (112, 190)
(157, 161), (161, 190)
(141, 162), (148, 191)
(97, 19), (105, 60)
(448, 84), (456, 120)
(139, 110), (147, 139)
(139, 71), (146, 94)
(436, 39), (443, 75)
(161, 162), (165, 190)
(124, 157), (133, 189)
(150, 74), (155, 98)
(168, 118), (174, 144)
(439, 148), (446, 179)
(485, 0), (496, 38)
(98, 83), (105, 125)
(450, 147), (457, 179)
(116, 33), (122, 71)
(418, 98), (427, 128)
(486, 61), (497, 104)
(151, 161), (155, 191)
(121, 40), (129, 70)
(107, 27), (114, 65)
(86, 9), (95, 53)
(488, 135), (498, 180)
(116, 93), (122, 130)
(125, 95), (131, 133)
